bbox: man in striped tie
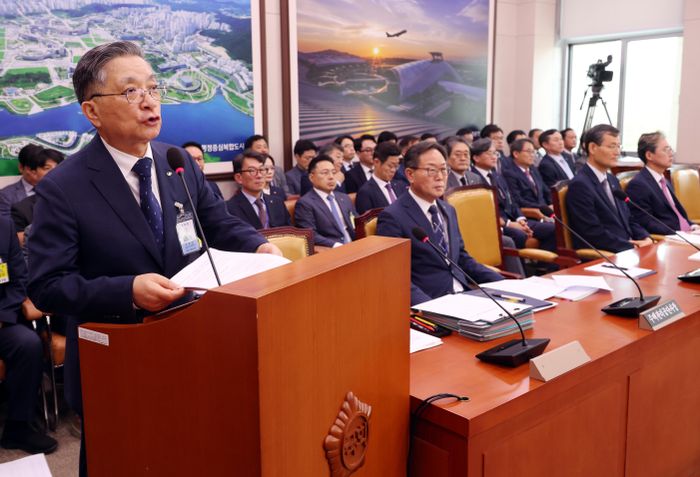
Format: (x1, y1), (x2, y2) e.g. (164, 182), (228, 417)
(376, 141), (502, 306)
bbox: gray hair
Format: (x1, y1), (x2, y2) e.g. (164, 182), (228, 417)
(73, 41), (144, 103)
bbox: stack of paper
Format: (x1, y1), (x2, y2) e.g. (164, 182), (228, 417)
(481, 276), (610, 302)
(412, 294), (535, 341)
(665, 231), (700, 246)
(551, 274), (613, 301)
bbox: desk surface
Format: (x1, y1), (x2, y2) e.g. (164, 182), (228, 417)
(410, 240), (700, 437)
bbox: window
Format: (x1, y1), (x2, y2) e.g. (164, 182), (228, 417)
(565, 35), (683, 156)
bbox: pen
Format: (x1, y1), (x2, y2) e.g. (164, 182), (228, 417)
(601, 264), (628, 271)
(491, 293), (526, 303)
(411, 314), (438, 329)
(410, 320), (435, 333)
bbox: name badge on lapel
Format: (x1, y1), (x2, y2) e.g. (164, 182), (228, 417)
(174, 202), (201, 256)
(0, 259), (9, 285)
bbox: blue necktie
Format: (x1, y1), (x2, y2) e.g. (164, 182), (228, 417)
(327, 194), (350, 244)
(428, 205), (448, 254)
(132, 157), (164, 251)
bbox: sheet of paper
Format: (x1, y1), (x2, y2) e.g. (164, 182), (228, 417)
(480, 276), (565, 301)
(0, 454), (52, 477)
(583, 263), (655, 279)
(410, 328), (443, 353)
(552, 274), (613, 291)
(665, 231), (700, 246)
(555, 286), (599, 301)
(171, 249), (291, 290)
(689, 251), (700, 262)
(413, 294), (532, 323)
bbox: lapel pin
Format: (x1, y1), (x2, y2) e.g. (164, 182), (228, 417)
(166, 171), (173, 177)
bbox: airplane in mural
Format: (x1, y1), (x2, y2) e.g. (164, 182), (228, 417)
(385, 30), (407, 38)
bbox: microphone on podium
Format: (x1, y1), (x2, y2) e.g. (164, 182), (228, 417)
(411, 227), (549, 367)
(539, 206), (659, 317)
(167, 147), (222, 287)
(612, 189), (700, 283)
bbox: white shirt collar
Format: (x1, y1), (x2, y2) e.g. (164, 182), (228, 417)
(645, 166), (665, 185)
(101, 137), (154, 170)
(372, 173), (388, 188)
(408, 188), (437, 216)
(474, 166), (493, 182)
(586, 162), (608, 183)
(20, 178), (34, 195)
(314, 187), (333, 201)
(242, 189), (263, 205)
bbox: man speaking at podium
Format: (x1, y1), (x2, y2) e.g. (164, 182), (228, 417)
(26, 41), (280, 476)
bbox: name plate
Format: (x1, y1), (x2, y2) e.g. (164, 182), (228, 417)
(78, 327), (110, 347)
(529, 341), (590, 382)
(639, 300), (685, 331)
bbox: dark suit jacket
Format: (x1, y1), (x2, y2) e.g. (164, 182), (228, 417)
(285, 166), (306, 195)
(355, 177), (407, 214)
(0, 179), (28, 217)
(0, 218), (26, 325)
(471, 168), (521, 221)
(626, 167), (692, 234)
(344, 163), (370, 194)
(503, 164), (551, 208)
(225, 191), (291, 229)
(206, 180), (223, 200)
(27, 136), (267, 414)
(10, 194), (37, 232)
(538, 153), (576, 188)
(446, 170), (483, 190)
(376, 193), (502, 305)
(294, 189), (356, 247)
(566, 165), (649, 252)
(267, 184), (287, 202)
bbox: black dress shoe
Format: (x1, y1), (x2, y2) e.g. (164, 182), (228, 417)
(1, 420), (58, 454)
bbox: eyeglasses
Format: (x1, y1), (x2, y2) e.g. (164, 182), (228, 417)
(661, 146), (674, 154)
(360, 148), (375, 153)
(411, 167), (449, 177)
(519, 149), (536, 155)
(240, 167), (271, 176)
(89, 86), (166, 104)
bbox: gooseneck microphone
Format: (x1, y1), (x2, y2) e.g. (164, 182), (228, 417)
(539, 205), (659, 316)
(612, 189), (700, 252)
(411, 227), (549, 367)
(612, 189), (700, 283)
(167, 147), (222, 287)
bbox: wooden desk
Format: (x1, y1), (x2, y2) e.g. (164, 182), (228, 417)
(410, 241), (700, 476)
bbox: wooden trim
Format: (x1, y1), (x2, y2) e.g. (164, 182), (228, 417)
(280, 0), (293, 172)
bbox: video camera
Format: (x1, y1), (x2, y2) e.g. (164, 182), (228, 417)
(587, 55), (613, 87)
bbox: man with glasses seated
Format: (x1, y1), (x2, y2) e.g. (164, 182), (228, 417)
(376, 141), (502, 306)
(294, 155), (357, 248)
(181, 141), (223, 199)
(626, 131), (698, 234)
(27, 41), (280, 477)
(355, 142), (408, 214)
(226, 150), (291, 229)
(344, 134), (376, 193)
(566, 124), (652, 252)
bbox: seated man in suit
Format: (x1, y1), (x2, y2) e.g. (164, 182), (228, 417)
(376, 141), (502, 305)
(503, 138), (552, 209)
(528, 128), (544, 167)
(27, 41), (281, 476)
(344, 134), (376, 193)
(285, 139), (317, 195)
(0, 218), (58, 454)
(471, 138), (557, 252)
(181, 141), (223, 200)
(480, 124), (508, 172)
(294, 155), (356, 247)
(226, 150), (290, 229)
(0, 144), (61, 217)
(566, 124), (652, 252)
(355, 142), (407, 214)
(561, 128), (583, 169)
(300, 142), (346, 195)
(626, 131), (697, 234)
(334, 134), (357, 172)
(538, 129), (577, 188)
(245, 134), (289, 194)
(445, 136), (483, 190)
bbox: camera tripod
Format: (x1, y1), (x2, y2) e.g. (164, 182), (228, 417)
(579, 83), (613, 136)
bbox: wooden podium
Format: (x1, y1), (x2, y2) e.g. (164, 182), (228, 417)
(78, 236), (410, 476)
